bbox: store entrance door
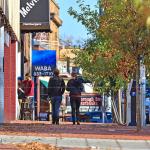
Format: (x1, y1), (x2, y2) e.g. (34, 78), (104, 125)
(0, 26), (4, 123)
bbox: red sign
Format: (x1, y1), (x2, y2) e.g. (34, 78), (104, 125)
(81, 96), (101, 106)
(65, 93), (102, 107)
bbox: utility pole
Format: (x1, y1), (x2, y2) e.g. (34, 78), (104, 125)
(136, 55), (141, 131)
(136, 55), (146, 130)
(102, 93), (105, 123)
(140, 62), (146, 127)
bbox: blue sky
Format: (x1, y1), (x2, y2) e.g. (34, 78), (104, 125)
(57, 0), (97, 41)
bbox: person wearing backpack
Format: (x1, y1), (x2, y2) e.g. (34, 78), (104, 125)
(48, 69), (65, 125)
(66, 72), (84, 125)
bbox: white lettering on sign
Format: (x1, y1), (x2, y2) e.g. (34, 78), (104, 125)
(34, 66), (52, 71)
(81, 97), (101, 106)
(20, 0), (40, 18)
(33, 71), (53, 77)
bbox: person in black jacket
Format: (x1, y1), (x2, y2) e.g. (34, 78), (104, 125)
(66, 72), (84, 125)
(48, 69), (65, 124)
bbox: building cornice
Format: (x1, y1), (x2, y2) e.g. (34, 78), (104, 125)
(51, 0), (60, 9)
(50, 12), (62, 27)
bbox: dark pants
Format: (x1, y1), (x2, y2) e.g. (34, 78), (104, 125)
(70, 96), (81, 123)
(51, 96), (62, 124)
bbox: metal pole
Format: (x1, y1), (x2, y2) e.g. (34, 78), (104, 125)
(118, 89), (122, 123)
(102, 93), (105, 123)
(126, 80), (133, 125)
(140, 63), (146, 127)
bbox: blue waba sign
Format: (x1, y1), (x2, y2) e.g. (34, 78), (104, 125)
(32, 50), (56, 76)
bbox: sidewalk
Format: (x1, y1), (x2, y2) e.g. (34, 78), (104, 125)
(0, 120), (149, 140)
(0, 121), (149, 149)
(0, 135), (150, 150)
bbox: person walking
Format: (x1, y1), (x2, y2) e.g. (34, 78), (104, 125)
(66, 72), (84, 125)
(48, 69), (65, 125)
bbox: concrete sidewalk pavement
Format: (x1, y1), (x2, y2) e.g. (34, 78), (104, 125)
(0, 122), (150, 149)
(0, 135), (150, 150)
(1, 121), (150, 140)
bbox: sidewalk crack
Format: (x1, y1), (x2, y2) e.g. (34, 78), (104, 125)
(85, 138), (89, 147)
(116, 140), (122, 150)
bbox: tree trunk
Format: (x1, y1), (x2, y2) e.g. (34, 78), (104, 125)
(136, 56), (141, 131)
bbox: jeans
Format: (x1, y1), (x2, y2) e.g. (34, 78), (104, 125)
(70, 96), (81, 123)
(51, 96), (62, 123)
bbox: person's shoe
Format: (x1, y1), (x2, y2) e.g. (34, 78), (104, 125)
(52, 118), (56, 124)
(56, 121), (59, 125)
(52, 121), (55, 124)
(55, 118), (59, 125)
(77, 121), (80, 125)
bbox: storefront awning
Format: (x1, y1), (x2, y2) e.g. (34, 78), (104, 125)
(39, 77), (50, 88)
(40, 80), (48, 88)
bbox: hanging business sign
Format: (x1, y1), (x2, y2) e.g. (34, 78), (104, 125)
(32, 50), (56, 76)
(20, 0), (50, 31)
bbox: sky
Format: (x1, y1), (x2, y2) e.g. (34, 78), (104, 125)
(57, 0), (97, 42)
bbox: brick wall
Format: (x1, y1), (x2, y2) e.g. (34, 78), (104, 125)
(4, 40), (16, 122)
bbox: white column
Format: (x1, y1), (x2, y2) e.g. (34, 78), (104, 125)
(0, 26), (4, 123)
(16, 41), (21, 120)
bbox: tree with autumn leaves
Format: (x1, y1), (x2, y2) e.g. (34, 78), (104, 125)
(68, 0), (150, 130)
